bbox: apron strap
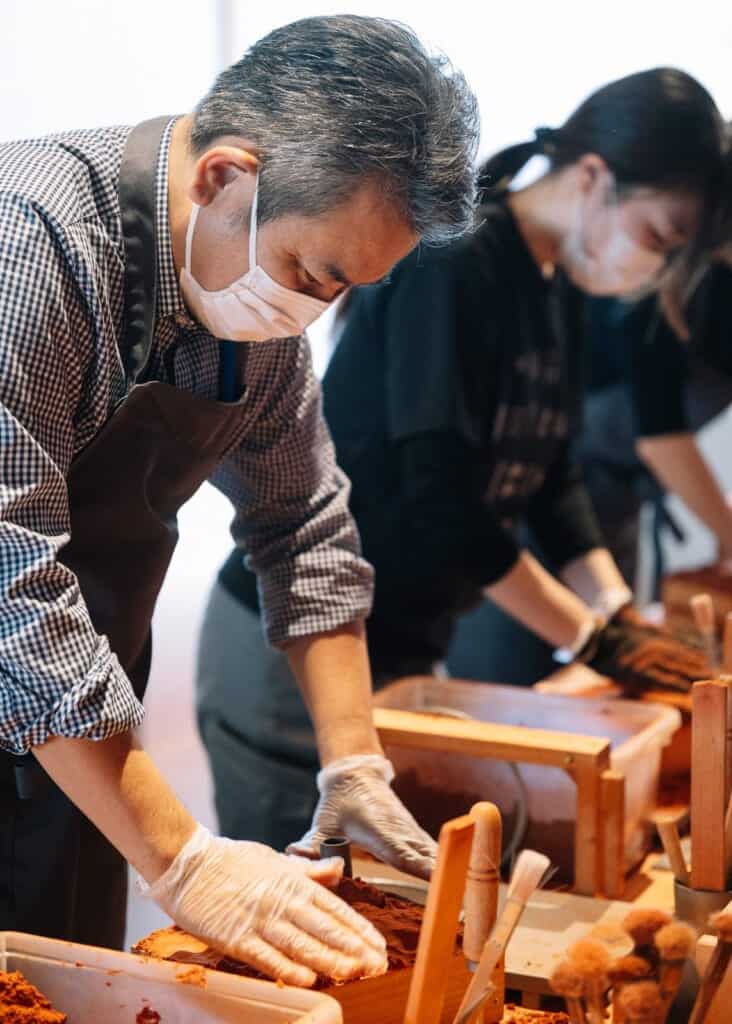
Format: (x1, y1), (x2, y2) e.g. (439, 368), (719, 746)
(118, 115), (172, 385)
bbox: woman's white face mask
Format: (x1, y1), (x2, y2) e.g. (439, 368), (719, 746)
(561, 173), (665, 296)
(180, 175), (331, 341)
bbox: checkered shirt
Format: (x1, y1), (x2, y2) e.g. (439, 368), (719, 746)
(0, 118), (373, 755)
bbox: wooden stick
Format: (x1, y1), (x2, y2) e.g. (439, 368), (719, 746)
(691, 593), (719, 672)
(689, 927), (732, 1023)
(723, 612), (732, 840)
(463, 803), (502, 1024)
(601, 769), (626, 899)
(723, 612), (732, 675)
(655, 922), (697, 1014)
(404, 814), (475, 1024)
(656, 817), (690, 886)
(691, 680), (728, 892)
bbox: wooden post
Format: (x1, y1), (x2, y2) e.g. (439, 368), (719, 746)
(374, 707), (611, 896)
(691, 680), (728, 892)
(403, 814), (475, 1024)
(600, 770), (626, 899)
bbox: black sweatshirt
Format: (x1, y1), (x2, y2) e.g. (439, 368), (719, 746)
(221, 199), (604, 671)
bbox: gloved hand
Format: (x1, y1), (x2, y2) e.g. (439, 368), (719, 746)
(581, 605), (711, 692)
(287, 754), (436, 880)
(144, 825), (387, 988)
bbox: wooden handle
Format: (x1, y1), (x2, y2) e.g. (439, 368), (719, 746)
(689, 942), (732, 1023)
(657, 818), (690, 886)
(464, 802), (502, 963)
(691, 593), (716, 637)
(691, 680), (729, 891)
(723, 612), (732, 675)
(404, 814), (475, 1024)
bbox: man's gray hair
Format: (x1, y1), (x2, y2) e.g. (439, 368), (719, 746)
(190, 15), (479, 244)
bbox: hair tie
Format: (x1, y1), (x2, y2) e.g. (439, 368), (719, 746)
(534, 125), (557, 152)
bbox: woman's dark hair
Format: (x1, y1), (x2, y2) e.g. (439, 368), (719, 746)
(477, 67), (725, 202)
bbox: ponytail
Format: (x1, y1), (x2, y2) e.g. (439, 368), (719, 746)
(478, 68), (725, 209)
(477, 126), (558, 202)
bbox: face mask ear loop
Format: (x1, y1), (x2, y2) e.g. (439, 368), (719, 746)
(185, 203), (200, 273)
(248, 173), (260, 272)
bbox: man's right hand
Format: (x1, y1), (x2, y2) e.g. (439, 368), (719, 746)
(145, 825), (388, 987)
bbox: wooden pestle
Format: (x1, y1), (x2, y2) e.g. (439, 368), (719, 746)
(463, 802), (503, 1023)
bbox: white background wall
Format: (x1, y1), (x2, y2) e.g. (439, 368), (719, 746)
(1, 0), (731, 942)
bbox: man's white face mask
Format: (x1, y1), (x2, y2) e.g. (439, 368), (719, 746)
(562, 172), (665, 296)
(180, 174), (331, 341)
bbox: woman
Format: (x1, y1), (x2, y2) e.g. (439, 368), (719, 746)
(198, 68), (725, 850)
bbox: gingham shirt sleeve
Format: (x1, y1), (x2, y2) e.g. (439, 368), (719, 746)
(209, 336), (374, 647)
(0, 195), (144, 754)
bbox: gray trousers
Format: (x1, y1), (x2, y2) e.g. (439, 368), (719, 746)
(196, 583), (321, 850)
(196, 581), (434, 849)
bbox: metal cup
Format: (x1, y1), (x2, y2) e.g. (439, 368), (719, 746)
(319, 835), (353, 877)
(674, 879), (732, 933)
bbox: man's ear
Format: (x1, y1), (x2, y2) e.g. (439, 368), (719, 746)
(189, 145), (259, 207)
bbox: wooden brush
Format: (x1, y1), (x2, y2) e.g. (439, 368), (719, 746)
(549, 960), (585, 1024)
(607, 955), (654, 1024)
(451, 849), (551, 1024)
(617, 981), (665, 1023)
(689, 902), (732, 1024)
(654, 922), (697, 1014)
(691, 593), (719, 672)
(567, 938), (611, 1024)
(622, 909), (672, 970)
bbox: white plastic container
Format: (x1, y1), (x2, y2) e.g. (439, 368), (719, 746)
(374, 677), (681, 877)
(0, 931), (342, 1023)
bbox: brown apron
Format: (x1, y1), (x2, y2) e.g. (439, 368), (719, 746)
(0, 117), (247, 947)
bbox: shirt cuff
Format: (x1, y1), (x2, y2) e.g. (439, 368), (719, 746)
(0, 645), (145, 756)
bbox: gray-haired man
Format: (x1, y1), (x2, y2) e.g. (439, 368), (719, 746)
(0, 15), (478, 985)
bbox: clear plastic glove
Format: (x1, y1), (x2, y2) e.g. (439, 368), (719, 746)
(287, 754), (436, 880)
(144, 825), (387, 988)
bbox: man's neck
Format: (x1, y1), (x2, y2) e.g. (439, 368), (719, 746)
(167, 115), (194, 277)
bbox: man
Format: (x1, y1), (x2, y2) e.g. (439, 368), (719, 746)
(0, 15), (479, 985)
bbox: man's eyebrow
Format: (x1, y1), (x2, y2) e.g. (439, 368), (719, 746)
(323, 262), (352, 286)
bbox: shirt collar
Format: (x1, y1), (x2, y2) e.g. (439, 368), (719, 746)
(155, 116), (189, 323)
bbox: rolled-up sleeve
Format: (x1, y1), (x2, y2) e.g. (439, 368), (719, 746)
(0, 196), (143, 754)
(210, 337), (374, 647)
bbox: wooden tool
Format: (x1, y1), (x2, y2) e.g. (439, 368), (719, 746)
(617, 980), (664, 1023)
(463, 802), (503, 1024)
(654, 922), (697, 1014)
(403, 813), (475, 1024)
(451, 850), (550, 1024)
(607, 955), (654, 1024)
(691, 594), (719, 672)
(722, 611), (732, 823)
(655, 817), (690, 886)
(689, 901), (732, 1023)
(567, 938), (610, 1024)
(548, 961), (584, 1024)
(723, 612), (732, 675)
(691, 680), (728, 892)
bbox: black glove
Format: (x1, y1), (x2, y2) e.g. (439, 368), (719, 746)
(577, 606), (711, 692)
